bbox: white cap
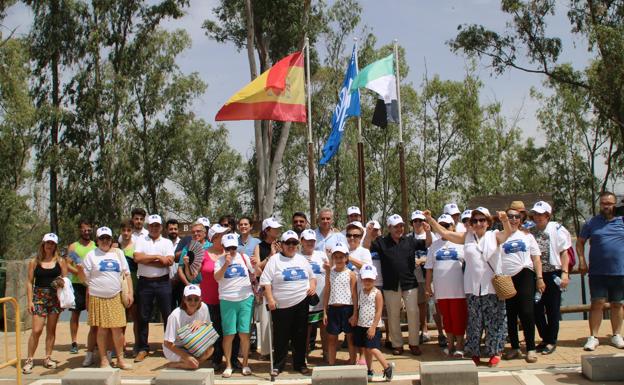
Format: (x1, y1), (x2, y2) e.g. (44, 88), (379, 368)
(530, 201), (552, 214)
(346, 221), (365, 231)
(42, 233), (59, 244)
(443, 203), (461, 216)
(331, 242), (349, 255)
(472, 206), (491, 217)
(437, 214), (454, 225)
(461, 209), (472, 221)
(183, 284), (202, 297)
(262, 217), (282, 231)
(96, 226), (113, 238)
(410, 210), (426, 221)
(360, 264), (377, 280)
(147, 214), (162, 225)
(367, 220), (381, 230)
(196, 217), (211, 227)
(347, 206), (361, 216)
(208, 224), (228, 241)
(387, 214), (404, 227)
(300, 229), (317, 241)
(221, 233), (239, 248)
(281, 230), (299, 242)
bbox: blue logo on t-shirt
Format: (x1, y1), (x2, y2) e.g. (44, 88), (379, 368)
(371, 251), (380, 260)
(282, 267), (307, 281)
(415, 250), (427, 258)
(503, 240), (527, 254)
(98, 259), (120, 272)
(224, 263), (248, 278)
(310, 262), (322, 274)
(435, 248), (459, 261)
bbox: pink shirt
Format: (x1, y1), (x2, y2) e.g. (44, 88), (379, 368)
(200, 254), (219, 305)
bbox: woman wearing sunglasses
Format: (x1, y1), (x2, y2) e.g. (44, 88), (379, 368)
(500, 207), (544, 363)
(214, 233), (256, 377)
(260, 230), (317, 376)
(425, 207), (512, 367)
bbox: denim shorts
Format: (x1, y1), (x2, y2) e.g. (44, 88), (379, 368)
(326, 305), (354, 335)
(589, 275), (624, 303)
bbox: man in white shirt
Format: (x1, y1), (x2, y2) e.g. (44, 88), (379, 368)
(133, 214), (175, 362)
(315, 208), (347, 253)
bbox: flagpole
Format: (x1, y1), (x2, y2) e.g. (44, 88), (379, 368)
(354, 38), (366, 222)
(305, 37), (317, 228)
(394, 39), (408, 225)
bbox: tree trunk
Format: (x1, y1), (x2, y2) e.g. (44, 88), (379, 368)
(50, 35), (60, 234)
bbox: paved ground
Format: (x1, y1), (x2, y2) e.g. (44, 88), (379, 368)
(1, 320), (624, 384)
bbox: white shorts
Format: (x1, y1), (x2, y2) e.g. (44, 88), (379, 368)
(163, 344), (181, 362)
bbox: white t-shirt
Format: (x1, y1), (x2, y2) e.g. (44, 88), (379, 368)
(118, 228), (149, 244)
(213, 253), (254, 302)
(456, 222), (467, 233)
(348, 246), (373, 275)
(259, 253), (314, 309)
(134, 235), (175, 278)
(163, 303), (210, 355)
(463, 230), (502, 296)
(82, 248), (130, 298)
(425, 239), (465, 299)
(304, 250), (328, 312)
(500, 230), (541, 276)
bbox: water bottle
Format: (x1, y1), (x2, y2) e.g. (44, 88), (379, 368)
(553, 275), (565, 291)
(534, 291), (542, 303)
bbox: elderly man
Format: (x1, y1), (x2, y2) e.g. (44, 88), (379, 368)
(578, 191), (624, 350)
(315, 208), (347, 253)
(364, 214), (431, 356)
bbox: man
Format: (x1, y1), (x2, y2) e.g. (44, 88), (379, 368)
(529, 201), (571, 355)
(165, 219), (181, 250)
(364, 214), (431, 356)
(292, 212), (309, 236)
(444, 203), (465, 232)
(118, 208), (149, 244)
(133, 214), (175, 362)
(578, 191), (624, 350)
(66, 219), (97, 355)
(347, 206), (362, 223)
(315, 208), (347, 253)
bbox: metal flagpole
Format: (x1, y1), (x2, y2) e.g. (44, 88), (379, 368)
(305, 37), (317, 227)
(354, 38), (366, 222)
(394, 39), (408, 224)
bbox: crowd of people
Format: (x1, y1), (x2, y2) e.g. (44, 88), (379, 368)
(23, 193), (624, 379)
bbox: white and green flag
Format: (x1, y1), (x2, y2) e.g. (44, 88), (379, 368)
(350, 53), (398, 127)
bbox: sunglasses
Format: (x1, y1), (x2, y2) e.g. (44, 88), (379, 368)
(440, 223), (451, 229)
(412, 219), (424, 223)
(470, 218), (488, 224)
(507, 214), (522, 220)
(225, 246), (237, 251)
(283, 240), (299, 246)
(346, 233), (362, 239)
(185, 296), (201, 303)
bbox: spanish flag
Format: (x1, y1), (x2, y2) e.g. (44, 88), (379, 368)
(215, 52), (306, 122)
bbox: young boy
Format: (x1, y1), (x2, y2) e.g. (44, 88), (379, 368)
(354, 264), (394, 381)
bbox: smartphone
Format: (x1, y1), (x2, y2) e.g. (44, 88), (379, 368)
(68, 251), (82, 264)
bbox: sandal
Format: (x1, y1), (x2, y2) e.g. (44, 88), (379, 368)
(242, 366), (252, 376)
(222, 367), (233, 378)
(22, 358), (34, 374)
(43, 357), (57, 369)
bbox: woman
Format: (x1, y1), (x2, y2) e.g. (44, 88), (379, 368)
(76, 227), (133, 370)
(501, 207), (544, 363)
(214, 233), (255, 377)
(23, 233), (68, 374)
(237, 216), (261, 257)
(260, 230), (317, 376)
(424, 214), (467, 358)
(119, 220), (139, 356)
(163, 284), (214, 369)
(425, 207), (512, 367)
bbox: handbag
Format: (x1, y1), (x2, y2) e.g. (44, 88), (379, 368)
(177, 322), (219, 357)
(115, 249), (132, 308)
(487, 261), (517, 300)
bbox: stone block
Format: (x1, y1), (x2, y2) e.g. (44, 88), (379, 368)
(582, 353), (624, 381)
(312, 365), (367, 385)
(154, 369), (214, 385)
(61, 368), (120, 385)
(4, 260), (31, 331)
(420, 360), (478, 385)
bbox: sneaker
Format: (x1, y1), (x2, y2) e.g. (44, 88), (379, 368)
(367, 369), (374, 382)
(22, 358), (33, 374)
(584, 336), (599, 351)
(383, 362), (395, 382)
(222, 367), (233, 378)
(541, 344), (556, 355)
(442, 347), (450, 356)
(453, 350), (464, 359)
(82, 351), (95, 367)
(438, 334), (448, 347)
(43, 357), (57, 369)
(242, 366), (252, 376)
(504, 349), (521, 360)
(611, 334), (624, 349)
(525, 350), (538, 363)
(488, 355), (501, 367)
(70, 342), (79, 354)
(419, 332), (430, 344)
(357, 358), (367, 366)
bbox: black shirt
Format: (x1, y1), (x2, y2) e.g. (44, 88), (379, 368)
(371, 234), (426, 291)
(258, 240), (272, 261)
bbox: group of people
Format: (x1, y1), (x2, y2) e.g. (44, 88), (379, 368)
(23, 194), (624, 378)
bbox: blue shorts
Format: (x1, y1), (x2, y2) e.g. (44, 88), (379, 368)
(326, 305), (354, 335)
(353, 326), (382, 349)
(220, 296), (254, 336)
(589, 275), (624, 303)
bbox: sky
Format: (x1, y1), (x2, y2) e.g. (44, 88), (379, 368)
(5, 0), (591, 159)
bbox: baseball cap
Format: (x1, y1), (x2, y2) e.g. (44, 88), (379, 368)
(96, 226), (113, 238)
(367, 220), (381, 230)
(461, 209), (472, 221)
(147, 214), (162, 225)
(208, 224), (228, 241)
(347, 206), (361, 216)
(530, 201), (552, 214)
(443, 203), (461, 216)
(346, 221), (365, 231)
(42, 233), (59, 244)
(196, 217), (211, 227)
(300, 229), (317, 241)
(360, 264), (377, 280)
(437, 214), (454, 225)
(281, 230), (299, 242)
(411, 210), (426, 221)
(387, 214), (404, 227)
(472, 207), (491, 217)
(331, 242), (349, 255)
(262, 217), (282, 231)
(221, 233), (239, 249)
(183, 284), (201, 297)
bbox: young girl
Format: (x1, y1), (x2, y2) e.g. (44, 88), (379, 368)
(355, 264), (394, 381)
(323, 242), (357, 365)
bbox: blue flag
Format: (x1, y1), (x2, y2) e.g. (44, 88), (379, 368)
(319, 47), (361, 165)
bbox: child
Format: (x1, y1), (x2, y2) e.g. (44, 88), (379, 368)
(354, 264), (394, 381)
(323, 242), (358, 365)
